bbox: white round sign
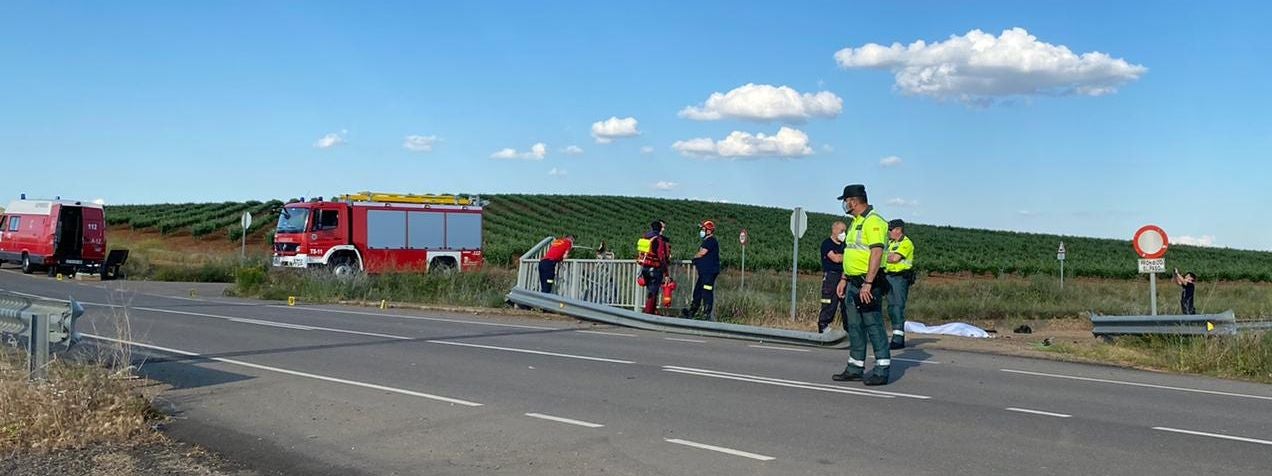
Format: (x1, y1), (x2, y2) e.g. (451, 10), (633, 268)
(241, 211), (253, 230)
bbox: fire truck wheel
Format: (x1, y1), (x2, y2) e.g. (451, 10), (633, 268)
(21, 255), (34, 274)
(330, 257), (359, 277)
(429, 258), (457, 274)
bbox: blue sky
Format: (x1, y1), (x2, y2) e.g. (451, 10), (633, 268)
(3, 1), (1270, 250)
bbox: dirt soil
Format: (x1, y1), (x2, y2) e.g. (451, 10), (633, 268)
(0, 439), (257, 476)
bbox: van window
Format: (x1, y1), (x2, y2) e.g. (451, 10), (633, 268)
(6, 216), (18, 232)
(317, 210), (339, 230)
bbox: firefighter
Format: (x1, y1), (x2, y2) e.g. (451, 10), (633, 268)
(685, 220), (720, 320)
(816, 221), (849, 333)
(832, 184), (892, 386)
(884, 219), (915, 349)
(638, 221), (671, 314)
(538, 235), (573, 294)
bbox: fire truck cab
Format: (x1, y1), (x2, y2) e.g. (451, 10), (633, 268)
(272, 192), (484, 275)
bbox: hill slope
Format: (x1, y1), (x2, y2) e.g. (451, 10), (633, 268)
(105, 195), (1272, 281)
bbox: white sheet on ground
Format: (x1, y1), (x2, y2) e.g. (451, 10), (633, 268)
(904, 321), (990, 338)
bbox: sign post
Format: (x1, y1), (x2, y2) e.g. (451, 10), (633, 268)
(789, 208), (808, 321)
(739, 228), (749, 291)
(240, 211), (253, 260)
(1057, 242), (1066, 290)
(1133, 225), (1169, 316)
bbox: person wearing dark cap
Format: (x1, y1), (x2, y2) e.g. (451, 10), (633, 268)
(884, 219), (915, 349)
(832, 184), (893, 386)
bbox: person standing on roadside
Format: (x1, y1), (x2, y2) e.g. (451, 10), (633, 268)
(832, 184), (892, 386)
(816, 221), (848, 333)
(638, 221), (671, 314)
(1173, 268), (1197, 315)
(685, 220), (720, 320)
(884, 219), (915, 349)
(538, 235), (574, 294)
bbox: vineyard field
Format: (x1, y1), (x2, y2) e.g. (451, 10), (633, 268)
(106, 195), (1272, 282)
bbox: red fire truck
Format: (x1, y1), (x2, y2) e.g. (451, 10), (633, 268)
(0, 197), (107, 276)
(272, 192), (485, 275)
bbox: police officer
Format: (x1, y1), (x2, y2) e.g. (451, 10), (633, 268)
(884, 220), (915, 349)
(685, 220), (720, 320)
(832, 184), (892, 386)
(539, 234), (574, 294)
(816, 221), (849, 333)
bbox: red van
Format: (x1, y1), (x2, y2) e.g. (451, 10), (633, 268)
(0, 198), (107, 276)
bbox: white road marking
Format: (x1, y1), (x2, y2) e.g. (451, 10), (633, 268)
(748, 344), (810, 353)
(1152, 427), (1272, 446)
(664, 337), (707, 343)
(665, 439), (775, 461)
(662, 367), (889, 398)
(576, 330), (637, 337)
(275, 305), (558, 330)
(83, 334), (483, 407)
(1005, 407), (1072, 418)
(426, 340), (635, 364)
(1000, 369), (1272, 401)
(889, 357), (942, 364)
(663, 366), (930, 400)
(524, 413), (605, 428)
(132, 306), (410, 340)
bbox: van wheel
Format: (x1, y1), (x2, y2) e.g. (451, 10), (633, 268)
(21, 255), (34, 274)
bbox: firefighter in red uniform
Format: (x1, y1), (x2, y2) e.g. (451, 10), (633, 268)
(638, 221), (671, 314)
(539, 235), (573, 294)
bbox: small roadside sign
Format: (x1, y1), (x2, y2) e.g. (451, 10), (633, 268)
(789, 208), (808, 239)
(739, 228), (749, 246)
(1133, 225), (1168, 259)
(1057, 242), (1066, 261)
(241, 211), (253, 230)
(1138, 258), (1166, 274)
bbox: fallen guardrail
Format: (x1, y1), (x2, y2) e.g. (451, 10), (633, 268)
(1090, 310), (1237, 337)
(0, 292), (85, 379)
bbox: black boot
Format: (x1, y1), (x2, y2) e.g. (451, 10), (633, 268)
(832, 367), (864, 381)
(864, 368), (890, 386)
(889, 335), (905, 350)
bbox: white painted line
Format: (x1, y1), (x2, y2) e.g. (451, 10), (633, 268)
(83, 333), (483, 407)
(662, 368), (889, 398)
(664, 337), (707, 343)
(889, 357), (942, 364)
(663, 366), (930, 400)
(132, 306), (410, 341)
(665, 439), (775, 462)
(576, 330), (637, 337)
(426, 340), (635, 364)
(524, 413), (605, 428)
(1005, 407), (1072, 418)
(1152, 427), (1272, 446)
(1001, 369), (1272, 401)
(275, 305), (558, 330)
(748, 344), (810, 353)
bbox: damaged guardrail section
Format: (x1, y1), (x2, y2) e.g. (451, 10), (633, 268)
(0, 292), (85, 379)
(1090, 310), (1237, 337)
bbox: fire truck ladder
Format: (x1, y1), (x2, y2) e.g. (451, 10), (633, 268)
(337, 192), (476, 206)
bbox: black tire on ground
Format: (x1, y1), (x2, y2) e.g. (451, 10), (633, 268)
(330, 256), (359, 277)
(21, 255), (33, 274)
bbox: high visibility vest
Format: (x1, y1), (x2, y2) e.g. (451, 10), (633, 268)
(843, 207), (887, 277)
(885, 236), (915, 273)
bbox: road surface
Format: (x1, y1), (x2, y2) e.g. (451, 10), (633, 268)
(3, 269), (1270, 475)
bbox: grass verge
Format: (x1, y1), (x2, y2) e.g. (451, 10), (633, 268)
(1042, 332), (1272, 384)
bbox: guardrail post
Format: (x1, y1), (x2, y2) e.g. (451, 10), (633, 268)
(29, 312), (49, 380)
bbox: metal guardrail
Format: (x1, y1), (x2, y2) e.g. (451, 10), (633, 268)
(0, 292), (84, 379)
(1090, 310), (1237, 337)
(515, 236), (697, 312)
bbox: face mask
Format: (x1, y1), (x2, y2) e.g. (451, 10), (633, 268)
(699, 230), (706, 239)
(837, 232), (847, 242)
(842, 201), (852, 215)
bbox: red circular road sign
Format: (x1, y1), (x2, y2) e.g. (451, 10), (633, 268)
(739, 228), (749, 246)
(1133, 225), (1169, 259)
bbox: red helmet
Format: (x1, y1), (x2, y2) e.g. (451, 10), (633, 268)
(701, 220), (716, 232)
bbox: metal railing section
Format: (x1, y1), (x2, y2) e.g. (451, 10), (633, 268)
(516, 236), (697, 312)
(0, 292), (85, 379)
(1090, 310), (1237, 336)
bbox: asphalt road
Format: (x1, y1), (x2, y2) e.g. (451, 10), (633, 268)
(3, 269), (1271, 475)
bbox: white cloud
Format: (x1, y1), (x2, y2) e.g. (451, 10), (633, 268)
(314, 130), (347, 149)
(821, 144), (834, 153)
(91, 198), (105, 205)
(491, 142), (547, 160)
(640, 145), (655, 154)
(403, 135), (439, 152)
(548, 167), (568, 177)
(1018, 210), (1036, 216)
(672, 126), (814, 159)
(679, 83), (843, 122)
(880, 155), (904, 167)
(563, 145), (585, 155)
(1175, 235), (1217, 247)
(886, 198), (920, 208)
(653, 181), (679, 191)
(834, 27), (1147, 104)
(591, 116), (640, 143)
